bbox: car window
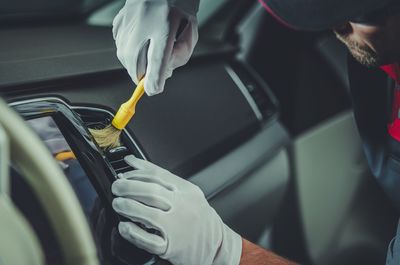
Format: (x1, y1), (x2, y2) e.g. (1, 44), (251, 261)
(0, 0), (111, 21)
(198, 0), (230, 26)
(87, 0), (230, 27)
(2, 0), (230, 27)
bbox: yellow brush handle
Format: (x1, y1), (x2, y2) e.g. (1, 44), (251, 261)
(112, 79), (145, 130)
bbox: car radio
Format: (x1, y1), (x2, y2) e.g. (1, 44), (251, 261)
(10, 97), (157, 265)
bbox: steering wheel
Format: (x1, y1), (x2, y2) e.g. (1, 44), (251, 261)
(0, 98), (99, 265)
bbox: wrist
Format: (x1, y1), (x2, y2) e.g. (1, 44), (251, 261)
(212, 224), (242, 265)
(240, 239), (298, 265)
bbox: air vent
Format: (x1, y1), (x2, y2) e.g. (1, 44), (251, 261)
(74, 107), (146, 175)
(228, 62), (279, 122)
(246, 82), (272, 117)
(106, 146), (134, 174)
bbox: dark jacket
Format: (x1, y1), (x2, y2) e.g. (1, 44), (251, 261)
(348, 55), (400, 264)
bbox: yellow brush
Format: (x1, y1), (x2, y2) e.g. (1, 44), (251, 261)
(90, 79), (145, 149)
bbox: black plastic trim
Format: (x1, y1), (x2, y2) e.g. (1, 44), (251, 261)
(10, 97), (156, 265)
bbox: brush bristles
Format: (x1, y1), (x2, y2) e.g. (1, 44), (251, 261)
(89, 125), (122, 149)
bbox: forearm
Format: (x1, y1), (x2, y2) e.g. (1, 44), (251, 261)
(240, 239), (299, 265)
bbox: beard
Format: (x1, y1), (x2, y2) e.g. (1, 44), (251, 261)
(334, 31), (381, 67)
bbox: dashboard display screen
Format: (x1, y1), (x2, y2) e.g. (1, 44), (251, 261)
(26, 116), (100, 223)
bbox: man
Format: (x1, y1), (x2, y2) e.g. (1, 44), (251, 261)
(111, 0), (400, 264)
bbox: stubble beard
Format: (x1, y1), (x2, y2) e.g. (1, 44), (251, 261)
(334, 32), (381, 67)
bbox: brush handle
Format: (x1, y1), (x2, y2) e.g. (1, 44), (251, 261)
(127, 79), (145, 107)
(112, 79), (145, 130)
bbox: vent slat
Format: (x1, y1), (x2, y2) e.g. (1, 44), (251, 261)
(107, 146), (134, 174)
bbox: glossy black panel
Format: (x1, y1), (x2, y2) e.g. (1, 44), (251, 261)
(11, 98), (156, 265)
(27, 116), (100, 221)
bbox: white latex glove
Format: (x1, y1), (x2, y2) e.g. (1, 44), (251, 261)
(113, 0), (199, 96)
(111, 155), (242, 265)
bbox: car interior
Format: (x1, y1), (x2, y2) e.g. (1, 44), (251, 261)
(0, 0), (399, 264)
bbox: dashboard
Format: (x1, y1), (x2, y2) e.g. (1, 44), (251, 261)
(2, 23), (291, 265)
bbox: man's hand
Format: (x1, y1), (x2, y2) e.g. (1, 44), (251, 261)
(113, 0), (199, 96)
(111, 155), (242, 265)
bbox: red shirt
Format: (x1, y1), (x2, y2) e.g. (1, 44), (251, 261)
(381, 64), (400, 141)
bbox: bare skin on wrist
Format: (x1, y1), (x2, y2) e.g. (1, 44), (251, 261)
(240, 239), (299, 265)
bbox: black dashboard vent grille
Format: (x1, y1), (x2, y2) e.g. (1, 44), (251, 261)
(74, 108), (143, 176)
(229, 62), (279, 122)
(106, 146), (135, 175)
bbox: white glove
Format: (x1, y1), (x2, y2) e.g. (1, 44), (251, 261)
(112, 0), (199, 96)
(111, 155), (242, 265)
